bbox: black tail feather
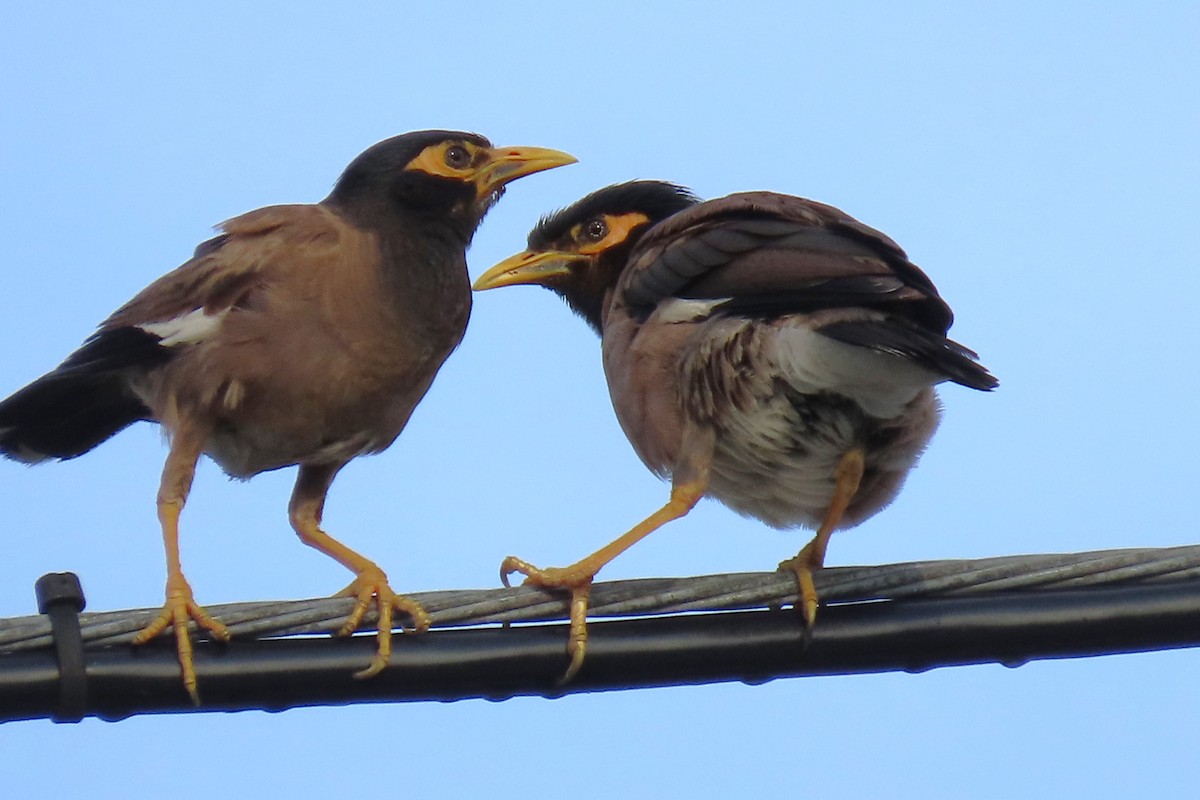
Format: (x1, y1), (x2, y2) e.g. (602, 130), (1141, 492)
(0, 370), (152, 463)
(1, 326), (169, 462)
(819, 318), (999, 392)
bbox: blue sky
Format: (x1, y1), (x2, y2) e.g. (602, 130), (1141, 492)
(2, 2), (1198, 796)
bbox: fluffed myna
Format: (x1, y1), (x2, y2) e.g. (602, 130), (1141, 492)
(473, 180), (997, 680)
(0, 130), (575, 703)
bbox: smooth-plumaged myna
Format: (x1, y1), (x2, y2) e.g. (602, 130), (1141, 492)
(0, 130), (575, 703)
(474, 180), (997, 681)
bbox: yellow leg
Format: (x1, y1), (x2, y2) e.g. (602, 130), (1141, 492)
(503, 423), (714, 683)
(503, 477), (708, 683)
(290, 464), (430, 680)
(779, 447), (866, 630)
(132, 425), (230, 706)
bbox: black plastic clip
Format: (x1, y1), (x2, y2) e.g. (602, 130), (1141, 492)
(35, 572), (88, 723)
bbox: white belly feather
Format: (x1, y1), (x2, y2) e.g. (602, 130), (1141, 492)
(679, 312), (943, 529)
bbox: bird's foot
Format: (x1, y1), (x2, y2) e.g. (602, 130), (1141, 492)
(777, 447), (861, 637)
(132, 572), (231, 706)
(501, 556), (595, 684)
(333, 565), (431, 680)
(500, 556), (599, 590)
(778, 544), (822, 633)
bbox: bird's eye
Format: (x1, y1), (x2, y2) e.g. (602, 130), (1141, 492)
(584, 218), (608, 242)
(444, 145), (471, 169)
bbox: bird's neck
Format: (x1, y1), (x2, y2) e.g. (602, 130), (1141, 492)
(383, 223), (471, 295)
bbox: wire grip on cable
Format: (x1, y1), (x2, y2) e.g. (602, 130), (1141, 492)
(34, 572), (88, 723)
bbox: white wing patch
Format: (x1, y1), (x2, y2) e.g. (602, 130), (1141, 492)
(139, 308), (229, 347)
(654, 297), (729, 325)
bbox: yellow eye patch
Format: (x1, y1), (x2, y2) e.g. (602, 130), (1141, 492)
(573, 212), (651, 255)
(405, 140), (483, 179)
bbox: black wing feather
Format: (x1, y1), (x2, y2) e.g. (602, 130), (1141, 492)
(619, 193), (955, 333)
(56, 327), (173, 375)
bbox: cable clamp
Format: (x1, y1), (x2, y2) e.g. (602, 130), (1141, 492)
(35, 572), (88, 723)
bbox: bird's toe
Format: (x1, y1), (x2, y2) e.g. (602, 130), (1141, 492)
(778, 550), (822, 632)
(334, 565), (429, 680)
(132, 574), (228, 706)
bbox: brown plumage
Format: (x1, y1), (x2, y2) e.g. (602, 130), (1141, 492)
(473, 181), (996, 681)
(0, 130), (575, 702)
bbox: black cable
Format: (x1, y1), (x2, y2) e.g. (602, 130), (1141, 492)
(3, 580), (1198, 723)
(5, 545), (1200, 651)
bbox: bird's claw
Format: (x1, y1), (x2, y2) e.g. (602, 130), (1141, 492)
(499, 555), (539, 588)
(500, 556), (594, 590)
(779, 547), (821, 632)
(560, 583), (592, 685)
(132, 573), (230, 706)
(333, 565), (430, 680)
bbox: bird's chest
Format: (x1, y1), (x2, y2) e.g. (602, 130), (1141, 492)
(196, 281), (469, 475)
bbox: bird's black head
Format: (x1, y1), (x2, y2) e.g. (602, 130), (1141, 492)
(326, 130), (576, 244)
(473, 180), (699, 333)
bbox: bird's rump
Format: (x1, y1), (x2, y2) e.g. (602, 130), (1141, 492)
(817, 318), (998, 392)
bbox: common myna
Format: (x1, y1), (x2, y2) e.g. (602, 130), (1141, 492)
(0, 130), (575, 703)
(474, 180), (996, 680)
